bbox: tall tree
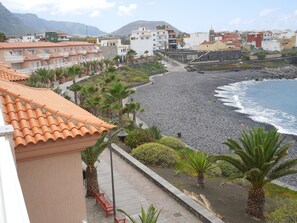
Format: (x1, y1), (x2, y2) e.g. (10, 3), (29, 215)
(81, 133), (108, 197)
(0, 32), (7, 42)
(215, 128), (297, 219)
(126, 49), (137, 64)
(124, 102), (144, 125)
(105, 81), (135, 127)
(67, 65), (80, 104)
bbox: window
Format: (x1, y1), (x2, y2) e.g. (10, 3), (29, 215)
(146, 37), (149, 39)
(141, 37), (144, 40)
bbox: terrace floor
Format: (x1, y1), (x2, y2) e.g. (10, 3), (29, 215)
(86, 149), (202, 223)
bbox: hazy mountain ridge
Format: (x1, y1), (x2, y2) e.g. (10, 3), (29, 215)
(0, 3), (36, 35)
(14, 13), (106, 36)
(112, 20), (181, 36)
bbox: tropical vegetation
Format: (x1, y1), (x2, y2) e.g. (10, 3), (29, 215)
(215, 127), (297, 219)
(118, 204), (162, 223)
(176, 150), (215, 188)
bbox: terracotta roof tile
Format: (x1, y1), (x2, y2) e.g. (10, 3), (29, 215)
(0, 80), (114, 148)
(50, 53), (63, 58)
(0, 42), (95, 49)
(0, 63), (29, 82)
(24, 55), (41, 61)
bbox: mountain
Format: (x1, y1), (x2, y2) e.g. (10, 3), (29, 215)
(112, 20), (181, 36)
(15, 13), (106, 36)
(0, 3), (36, 35)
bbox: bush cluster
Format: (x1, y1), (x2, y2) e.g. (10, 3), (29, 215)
(267, 200), (297, 223)
(125, 129), (155, 149)
(131, 143), (179, 167)
(217, 160), (241, 177)
(158, 136), (186, 151)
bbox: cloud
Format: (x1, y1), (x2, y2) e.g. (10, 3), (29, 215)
(147, 1), (156, 6)
(117, 3), (137, 16)
(259, 8), (276, 17)
(89, 10), (101, 17)
(228, 18), (242, 25)
(1, 0), (115, 15)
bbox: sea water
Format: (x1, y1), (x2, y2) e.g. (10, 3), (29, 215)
(215, 79), (297, 135)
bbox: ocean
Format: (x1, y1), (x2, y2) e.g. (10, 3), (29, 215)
(215, 78), (297, 136)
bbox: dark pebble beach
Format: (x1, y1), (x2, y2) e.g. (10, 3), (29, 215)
(132, 69), (297, 187)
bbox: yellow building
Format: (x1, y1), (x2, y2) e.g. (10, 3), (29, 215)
(193, 40), (229, 51)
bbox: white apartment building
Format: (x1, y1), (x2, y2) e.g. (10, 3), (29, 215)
(130, 27), (169, 57)
(262, 40), (281, 51)
(0, 42), (103, 75)
(100, 39), (130, 61)
(183, 32), (209, 49)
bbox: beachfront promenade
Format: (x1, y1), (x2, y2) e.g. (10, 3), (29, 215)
(87, 148), (203, 223)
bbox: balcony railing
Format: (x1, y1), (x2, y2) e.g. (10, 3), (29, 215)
(4, 55), (24, 63)
(37, 54), (50, 60)
(79, 50), (87, 55)
(60, 52), (69, 57)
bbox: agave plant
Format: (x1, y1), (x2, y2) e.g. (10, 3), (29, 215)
(215, 127), (297, 219)
(176, 150), (215, 188)
(118, 204), (162, 223)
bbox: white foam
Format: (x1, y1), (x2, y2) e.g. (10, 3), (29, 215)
(215, 80), (297, 136)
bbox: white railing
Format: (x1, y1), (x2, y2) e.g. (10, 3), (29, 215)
(17, 68), (32, 75)
(79, 50), (87, 55)
(0, 106), (30, 223)
(37, 54), (50, 60)
(4, 55), (24, 63)
(60, 52), (69, 57)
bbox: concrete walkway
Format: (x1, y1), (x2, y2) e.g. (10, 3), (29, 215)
(87, 149), (202, 223)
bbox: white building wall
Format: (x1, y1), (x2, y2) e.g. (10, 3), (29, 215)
(184, 32), (209, 49)
(262, 40), (281, 51)
(130, 27), (154, 56)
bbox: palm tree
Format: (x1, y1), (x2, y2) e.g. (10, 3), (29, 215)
(81, 133), (108, 197)
(215, 127), (297, 219)
(126, 49), (137, 64)
(84, 96), (101, 116)
(124, 102), (144, 124)
(34, 68), (54, 88)
(105, 81), (135, 127)
(118, 204), (162, 223)
(113, 55), (121, 68)
(55, 67), (65, 84)
(67, 65), (80, 104)
(176, 150), (215, 188)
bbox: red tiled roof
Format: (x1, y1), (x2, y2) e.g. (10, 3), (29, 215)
(24, 55), (41, 61)
(0, 42), (95, 49)
(50, 53), (63, 58)
(0, 63), (29, 82)
(0, 80), (114, 147)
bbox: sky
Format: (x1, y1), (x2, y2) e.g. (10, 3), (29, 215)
(2, 0), (297, 33)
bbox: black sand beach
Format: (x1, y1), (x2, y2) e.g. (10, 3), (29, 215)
(133, 69), (297, 187)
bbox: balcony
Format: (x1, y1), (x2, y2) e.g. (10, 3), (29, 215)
(60, 52), (69, 57)
(37, 54), (50, 60)
(4, 55), (24, 63)
(79, 50), (87, 55)
(17, 68), (32, 75)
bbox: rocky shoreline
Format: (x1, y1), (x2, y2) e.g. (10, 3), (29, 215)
(133, 69), (297, 188)
(251, 65), (297, 80)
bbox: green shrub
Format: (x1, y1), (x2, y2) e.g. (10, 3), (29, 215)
(267, 200), (297, 223)
(257, 52), (267, 60)
(132, 77), (143, 82)
(158, 136), (186, 151)
(131, 143), (179, 167)
(147, 126), (162, 140)
(217, 160), (241, 177)
(125, 129), (155, 149)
